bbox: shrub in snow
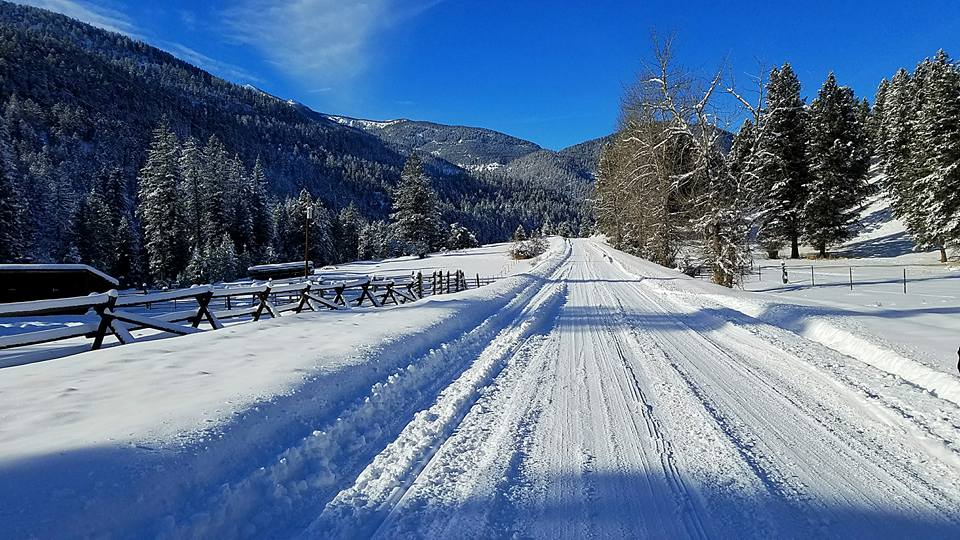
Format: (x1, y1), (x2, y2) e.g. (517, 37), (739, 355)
(510, 237), (547, 260)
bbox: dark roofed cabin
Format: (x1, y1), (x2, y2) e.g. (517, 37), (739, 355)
(0, 264), (120, 305)
(247, 261), (314, 281)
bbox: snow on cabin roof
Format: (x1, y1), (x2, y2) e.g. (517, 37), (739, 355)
(0, 264), (119, 286)
(247, 261), (311, 272)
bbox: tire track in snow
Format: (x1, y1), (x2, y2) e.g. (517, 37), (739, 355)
(370, 324), (562, 538)
(607, 331), (708, 539)
(624, 272), (960, 508)
(302, 270), (570, 538)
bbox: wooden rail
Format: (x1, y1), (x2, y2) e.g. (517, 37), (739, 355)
(0, 268), (503, 357)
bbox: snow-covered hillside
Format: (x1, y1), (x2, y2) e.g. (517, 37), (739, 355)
(2, 238), (960, 538)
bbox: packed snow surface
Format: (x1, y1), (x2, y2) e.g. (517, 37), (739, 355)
(2, 239), (960, 538)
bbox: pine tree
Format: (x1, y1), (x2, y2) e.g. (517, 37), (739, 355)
(75, 189), (117, 270)
(271, 200), (291, 261)
(512, 224), (527, 241)
(113, 214), (140, 287)
(755, 63), (810, 258)
(247, 157), (273, 260)
(0, 114), (23, 262)
(880, 69), (916, 221)
(390, 154), (444, 258)
(179, 137), (204, 252)
(47, 161), (79, 263)
(137, 119), (186, 285)
(872, 79), (890, 160)
(447, 222), (479, 250)
(98, 167), (130, 239)
(912, 50), (960, 260)
(540, 215), (554, 236)
(225, 154), (252, 253)
(200, 135), (230, 251)
(336, 202), (364, 261)
(802, 73), (871, 256)
(276, 190), (335, 265)
(729, 119), (756, 190)
(358, 220), (393, 260)
(206, 233), (239, 283)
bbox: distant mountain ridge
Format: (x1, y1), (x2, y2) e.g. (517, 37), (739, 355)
(327, 115), (608, 187)
(327, 115), (545, 171)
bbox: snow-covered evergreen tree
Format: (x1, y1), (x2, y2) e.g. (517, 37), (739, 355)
(755, 63), (810, 258)
(272, 189), (335, 265)
(910, 50), (960, 260)
(357, 220), (394, 260)
(137, 119), (186, 285)
(390, 154), (444, 258)
(206, 233), (239, 283)
(227, 154), (252, 254)
(447, 222), (479, 250)
(336, 202), (364, 261)
(179, 137), (204, 253)
(200, 135), (230, 252)
(880, 69), (916, 221)
(802, 73), (871, 256)
(75, 189), (116, 271)
(46, 160), (79, 263)
(512, 224), (527, 241)
(0, 114), (23, 262)
(871, 79), (890, 160)
(113, 214), (141, 287)
(539, 216), (554, 236)
(247, 157), (273, 259)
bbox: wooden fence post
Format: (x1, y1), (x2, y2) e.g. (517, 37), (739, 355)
(417, 271), (423, 297)
(476, 273), (480, 289)
(91, 290), (119, 350)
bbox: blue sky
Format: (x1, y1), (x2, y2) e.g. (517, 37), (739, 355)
(14, 1), (960, 150)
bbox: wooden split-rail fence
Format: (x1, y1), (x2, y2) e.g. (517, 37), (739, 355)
(0, 269), (502, 356)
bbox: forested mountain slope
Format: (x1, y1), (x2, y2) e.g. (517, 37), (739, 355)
(0, 0), (597, 271)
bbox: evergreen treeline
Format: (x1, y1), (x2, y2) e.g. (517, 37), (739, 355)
(136, 124), (471, 285)
(874, 50), (960, 262)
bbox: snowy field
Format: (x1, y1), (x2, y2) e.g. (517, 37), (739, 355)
(735, 187), (960, 378)
(2, 237), (960, 538)
(327, 241), (525, 280)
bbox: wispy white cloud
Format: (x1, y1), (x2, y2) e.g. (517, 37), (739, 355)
(160, 41), (264, 84)
(14, 0), (136, 35)
(222, 0), (441, 86)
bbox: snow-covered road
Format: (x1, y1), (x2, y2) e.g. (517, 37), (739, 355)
(3, 239), (960, 538)
(316, 239), (960, 538)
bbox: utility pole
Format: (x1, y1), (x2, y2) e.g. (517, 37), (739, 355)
(305, 203), (313, 279)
